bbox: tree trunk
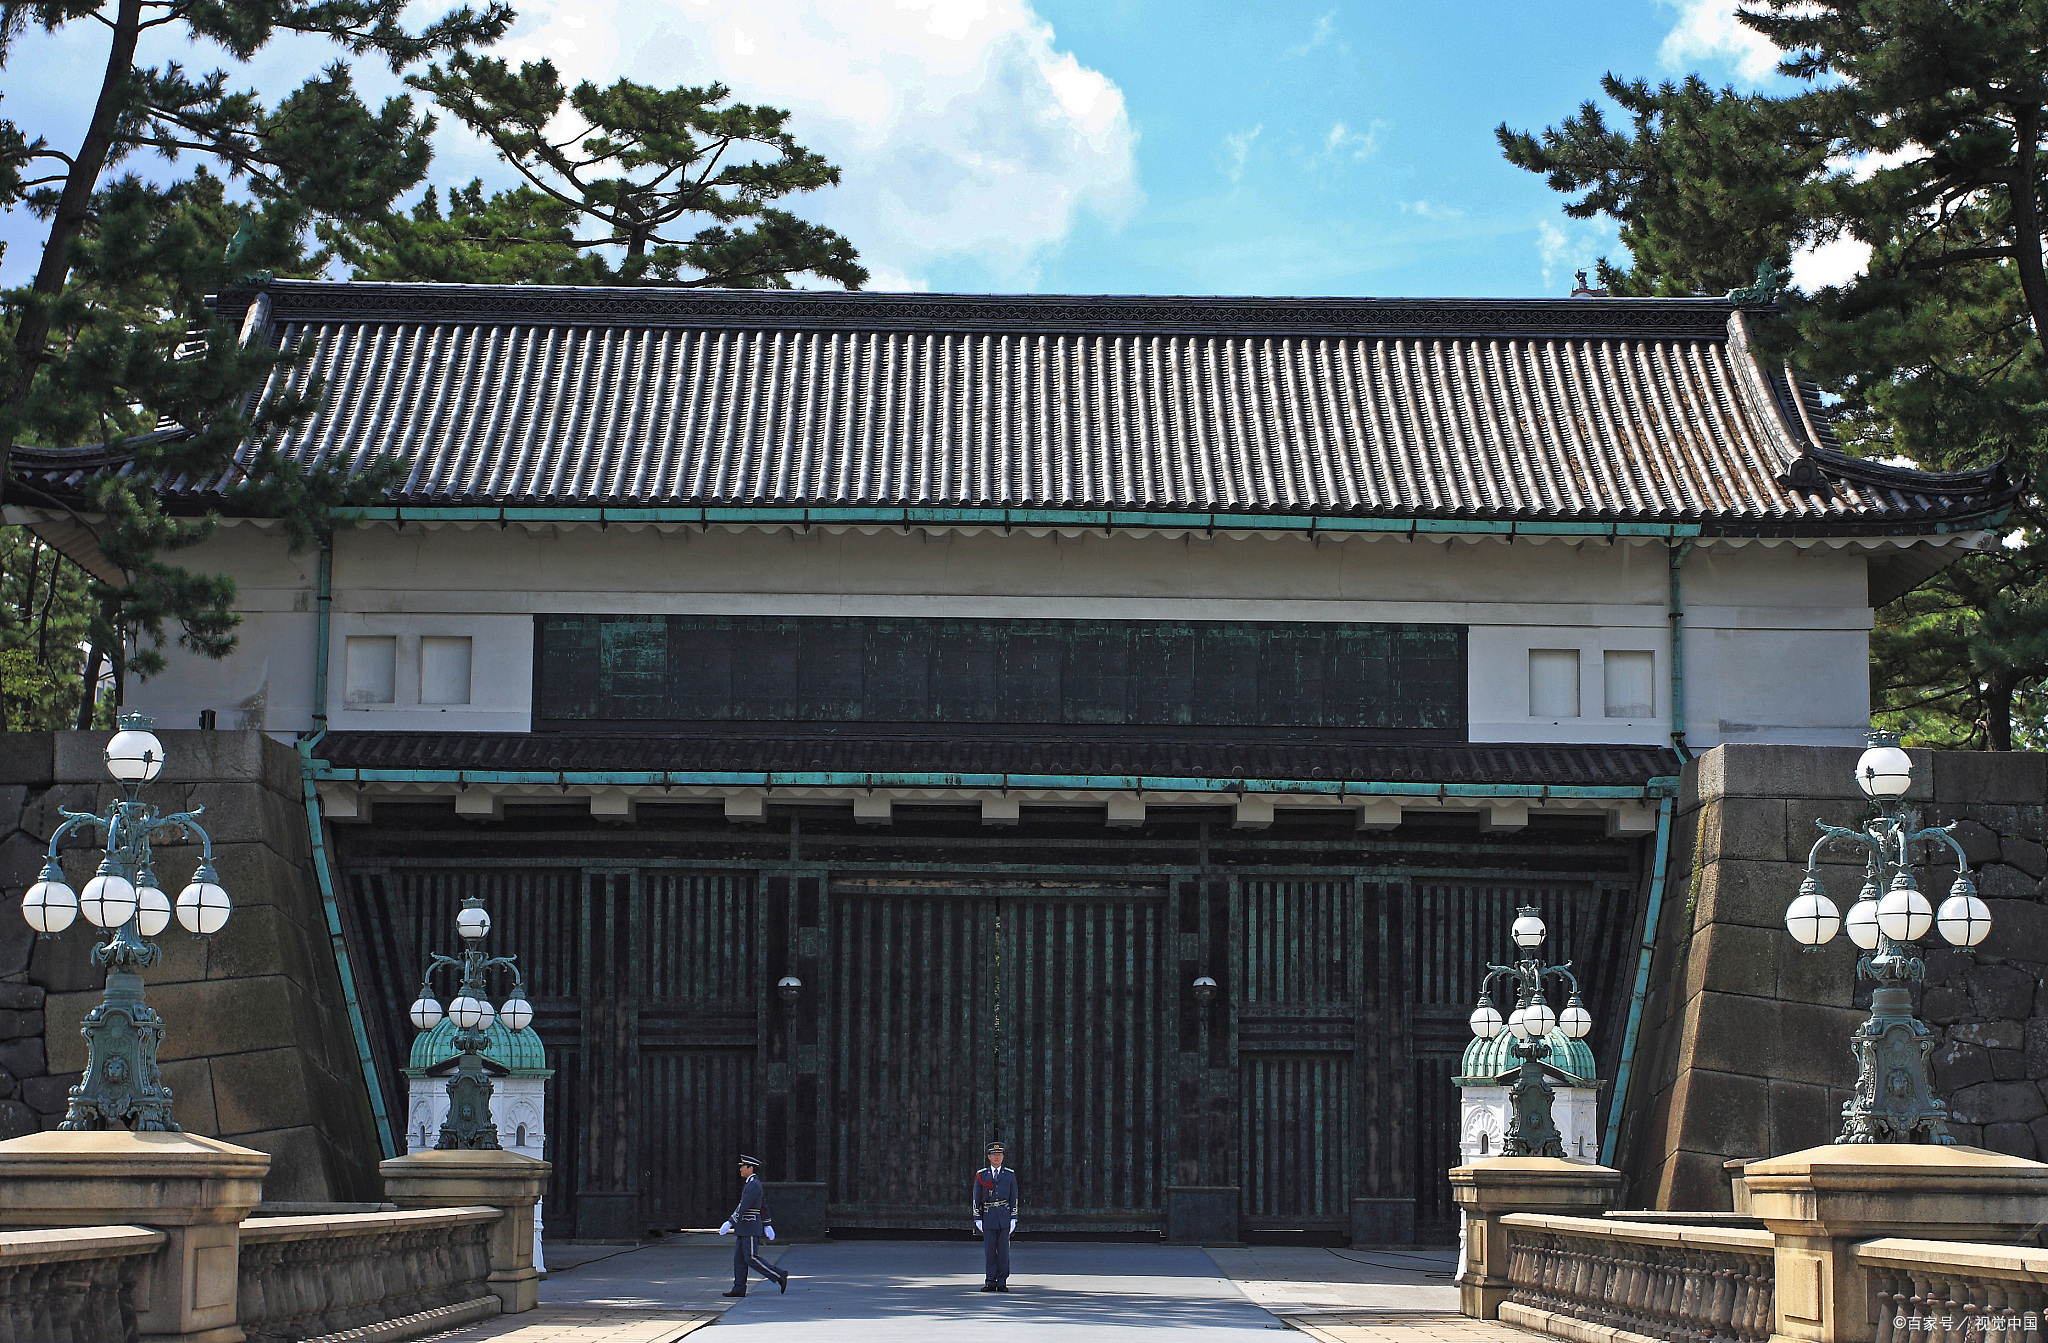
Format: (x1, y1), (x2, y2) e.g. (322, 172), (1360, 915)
(1984, 670), (2017, 751)
(3, 0), (147, 502)
(2010, 104), (2048, 345)
(75, 641), (104, 730)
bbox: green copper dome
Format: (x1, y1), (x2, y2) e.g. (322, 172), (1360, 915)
(406, 1018), (549, 1075)
(1457, 1029), (1597, 1086)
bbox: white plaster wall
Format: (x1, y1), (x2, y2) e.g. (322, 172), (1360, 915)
(123, 521), (1893, 747)
(1458, 1084), (1602, 1162)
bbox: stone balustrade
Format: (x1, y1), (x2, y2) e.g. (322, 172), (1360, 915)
(1860, 1238), (2048, 1343)
(0, 1225), (164, 1343)
(1499, 1212), (1776, 1343)
(236, 1207), (502, 1343)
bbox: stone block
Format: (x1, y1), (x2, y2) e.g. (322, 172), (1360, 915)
(0, 1037), (44, 1080)
(16, 784), (98, 842)
(0, 983), (46, 1011)
(1778, 936), (1858, 1009)
(381, 1149), (550, 1312)
(1968, 965), (2037, 1020)
(1692, 922), (1778, 999)
(1946, 819), (2003, 868)
(1980, 899), (2048, 963)
(1976, 865), (2037, 899)
(1692, 744), (1870, 804)
(1920, 986), (1970, 1025)
(1699, 798), (1789, 863)
(1689, 992), (1860, 1089)
(235, 1124), (347, 1202)
(2031, 1115), (2048, 1157)
(0, 733), (55, 787)
(1991, 1049), (2029, 1080)
(149, 729), (274, 786)
(204, 901), (320, 992)
(0, 917), (34, 981)
(125, 974), (309, 1065)
(1933, 1040), (1993, 1092)
(2000, 835), (2047, 879)
(0, 1100), (37, 1139)
(0, 832), (49, 893)
(211, 1047), (318, 1135)
(1668, 1068), (1769, 1154)
(1949, 1019), (2026, 1050)
(19, 1074), (74, 1116)
(1691, 860), (1803, 932)
(0, 1009), (43, 1039)
(1949, 1080), (2048, 1126)
(1932, 751), (2047, 805)
(1767, 1079), (1837, 1154)
(1660, 1149), (1731, 1212)
(160, 1057), (217, 1134)
(2028, 1016), (2048, 1077)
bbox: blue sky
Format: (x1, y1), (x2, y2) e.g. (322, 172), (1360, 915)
(1, 0), (1812, 297)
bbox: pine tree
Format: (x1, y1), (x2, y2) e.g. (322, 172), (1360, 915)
(0, 0), (511, 723)
(329, 56), (866, 288)
(1498, 0), (2048, 748)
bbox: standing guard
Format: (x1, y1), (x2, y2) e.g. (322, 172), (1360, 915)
(719, 1154), (789, 1297)
(971, 1141), (1020, 1292)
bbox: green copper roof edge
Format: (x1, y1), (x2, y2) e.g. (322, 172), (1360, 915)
(349, 505), (1709, 538)
(310, 762), (1669, 800)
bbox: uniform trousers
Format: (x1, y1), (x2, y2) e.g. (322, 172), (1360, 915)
(982, 1209), (1012, 1283)
(732, 1232), (782, 1291)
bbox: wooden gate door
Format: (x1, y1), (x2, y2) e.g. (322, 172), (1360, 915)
(1234, 876), (1364, 1234)
(1002, 883), (1171, 1231)
(824, 875), (1171, 1228)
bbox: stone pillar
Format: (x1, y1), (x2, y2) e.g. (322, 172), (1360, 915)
(381, 1149), (550, 1312)
(0, 1130), (269, 1343)
(1448, 1156), (1622, 1318)
(1745, 1144), (2048, 1343)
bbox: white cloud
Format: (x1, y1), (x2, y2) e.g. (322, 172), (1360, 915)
(1399, 199), (1462, 221)
(1534, 218), (1614, 289)
(1219, 124), (1263, 183)
(1286, 8), (1343, 58)
(486, 0), (1141, 290)
(1321, 120), (1382, 162)
(1657, 0), (1781, 82)
(1790, 234), (1871, 292)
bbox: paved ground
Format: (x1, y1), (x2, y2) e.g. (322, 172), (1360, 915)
(431, 1238), (1505, 1343)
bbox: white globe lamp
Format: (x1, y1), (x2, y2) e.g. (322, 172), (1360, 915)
(1559, 994), (1593, 1040)
(1469, 997), (1503, 1040)
(103, 717), (165, 785)
(1511, 910), (1546, 949)
(1877, 885), (1933, 943)
(175, 864), (232, 936)
(410, 995), (444, 1030)
(1854, 740), (1913, 798)
(79, 863), (137, 929)
(21, 862), (77, 935)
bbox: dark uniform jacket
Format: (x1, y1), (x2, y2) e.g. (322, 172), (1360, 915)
(972, 1166), (1019, 1220)
(730, 1174), (769, 1232)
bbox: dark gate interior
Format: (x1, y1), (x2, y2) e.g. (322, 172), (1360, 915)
(334, 805), (1645, 1243)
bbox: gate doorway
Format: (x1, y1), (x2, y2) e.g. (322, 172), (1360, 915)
(823, 877), (1171, 1230)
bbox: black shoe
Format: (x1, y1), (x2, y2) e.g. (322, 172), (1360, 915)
(779, 1273), (790, 1293)
(980, 1283), (998, 1292)
(997, 1283), (1010, 1292)
(722, 1289), (746, 1298)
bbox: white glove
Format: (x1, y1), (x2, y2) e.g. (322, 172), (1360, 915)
(719, 1222), (733, 1235)
(764, 1226), (776, 1241)
(974, 1219), (983, 1235)
(1011, 1222), (1021, 1234)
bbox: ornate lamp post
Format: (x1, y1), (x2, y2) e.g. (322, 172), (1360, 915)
(18, 714), (231, 1131)
(1781, 732), (1991, 1144)
(1466, 907), (1594, 1158)
(407, 895), (532, 1149)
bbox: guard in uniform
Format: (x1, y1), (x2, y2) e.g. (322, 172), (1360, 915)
(971, 1141), (1020, 1291)
(720, 1154), (789, 1297)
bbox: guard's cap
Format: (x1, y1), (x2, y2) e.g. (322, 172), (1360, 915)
(739, 1154), (764, 1167)
(986, 1142), (1006, 1155)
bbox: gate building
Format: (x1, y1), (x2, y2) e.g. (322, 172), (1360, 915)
(19, 283), (2012, 1242)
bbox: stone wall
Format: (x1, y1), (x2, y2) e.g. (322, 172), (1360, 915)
(1615, 745), (2048, 1210)
(0, 731), (384, 1199)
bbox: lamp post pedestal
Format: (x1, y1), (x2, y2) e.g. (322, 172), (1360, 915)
(1746, 1144), (2048, 1343)
(0, 1130), (269, 1343)
(1449, 1156), (1620, 1318)
(382, 1149), (550, 1313)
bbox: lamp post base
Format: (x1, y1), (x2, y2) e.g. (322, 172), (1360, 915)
(62, 968), (180, 1134)
(1838, 985), (1953, 1145)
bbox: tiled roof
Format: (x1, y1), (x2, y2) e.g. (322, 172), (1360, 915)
(16, 282), (2012, 535)
(317, 730), (1680, 788)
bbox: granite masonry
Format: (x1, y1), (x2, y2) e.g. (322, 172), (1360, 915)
(1617, 745), (2048, 1210)
(0, 730), (383, 1200)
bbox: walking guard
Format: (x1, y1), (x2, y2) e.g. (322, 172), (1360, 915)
(719, 1154), (789, 1297)
(971, 1141), (1020, 1291)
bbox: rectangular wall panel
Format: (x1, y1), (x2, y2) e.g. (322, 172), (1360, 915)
(1239, 1053), (1351, 1225)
